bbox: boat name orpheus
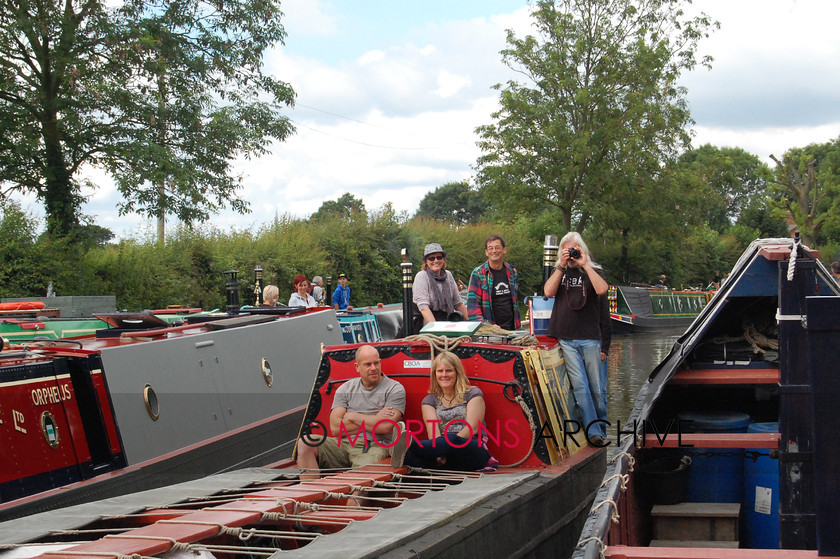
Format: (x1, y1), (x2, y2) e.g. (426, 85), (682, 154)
(31, 383), (72, 406)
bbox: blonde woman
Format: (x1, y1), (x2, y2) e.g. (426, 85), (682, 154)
(391, 351), (494, 471)
(262, 284), (280, 307)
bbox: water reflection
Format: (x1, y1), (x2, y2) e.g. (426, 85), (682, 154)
(606, 332), (681, 425)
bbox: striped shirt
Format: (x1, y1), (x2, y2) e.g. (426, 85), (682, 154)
(466, 261), (521, 328)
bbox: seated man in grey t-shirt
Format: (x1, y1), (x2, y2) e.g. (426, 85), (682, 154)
(296, 345), (406, 470)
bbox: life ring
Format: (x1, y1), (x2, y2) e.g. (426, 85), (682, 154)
(0, 301), (46, 311)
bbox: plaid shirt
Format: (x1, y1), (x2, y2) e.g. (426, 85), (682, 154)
(466, 261), (521, 328)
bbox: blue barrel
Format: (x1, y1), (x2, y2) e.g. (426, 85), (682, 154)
(529, 296), (554, 335)
(744, 422), (779, 548)
(678, 411), (751, 502)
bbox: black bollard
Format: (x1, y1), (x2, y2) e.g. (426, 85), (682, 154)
(542, 234), (558, 292)
(326, 276), (333, 307)
(224, 270), (240, 315)
(401, 249), (414, 336)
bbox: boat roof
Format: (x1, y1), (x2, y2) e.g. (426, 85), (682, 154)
(0, 308), (321, 357)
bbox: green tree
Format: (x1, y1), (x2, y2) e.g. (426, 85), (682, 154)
(677, 145), (773, 232)
(310, 193), (367, 221)
(0, 0), (114, 236)
(416, 181), (488, 224)
(106, 0), (295, 242)
(770, 136), (840, 247)
(475, 0), (717, 233)
(0, 0), (294, 240)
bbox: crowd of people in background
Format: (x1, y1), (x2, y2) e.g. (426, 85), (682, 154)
(257, 272), (349, 309)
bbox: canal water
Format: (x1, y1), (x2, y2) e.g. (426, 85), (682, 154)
(605, 331), (682, 431)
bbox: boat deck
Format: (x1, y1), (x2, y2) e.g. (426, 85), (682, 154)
(0, 461), (588, 558)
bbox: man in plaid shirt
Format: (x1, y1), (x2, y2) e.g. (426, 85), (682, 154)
(466, 234), (521, 329)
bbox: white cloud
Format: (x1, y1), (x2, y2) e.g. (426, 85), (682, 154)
(13, 0), (840, 240)
(434, 69), (471, 98)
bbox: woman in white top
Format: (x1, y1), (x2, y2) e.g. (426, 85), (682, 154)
(288, 274), (317, 308)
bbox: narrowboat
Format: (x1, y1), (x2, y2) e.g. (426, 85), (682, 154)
(573, 237), (840, 559)
(0, 324), (606, 558)
(0, 304), (344, 522)
(607, 285), (713, 333)
(0, 308), (211, 340)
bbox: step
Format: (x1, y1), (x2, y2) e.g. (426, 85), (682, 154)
(671, 367), (779, 385)
(643, 432), (779, 448)
(649, 540), (739, 548)
(651, 502), (739, 542)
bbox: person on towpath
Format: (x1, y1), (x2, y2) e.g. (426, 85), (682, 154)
(296, 345), (406, 470)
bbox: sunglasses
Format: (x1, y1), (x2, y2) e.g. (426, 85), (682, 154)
(426, 255), (445, 261)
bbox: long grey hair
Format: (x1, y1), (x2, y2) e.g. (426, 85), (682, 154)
(560, 232), (602, 269)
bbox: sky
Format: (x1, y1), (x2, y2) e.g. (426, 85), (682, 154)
(12, 0), (840, 239)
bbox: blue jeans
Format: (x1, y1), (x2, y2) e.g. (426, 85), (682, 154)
(559, 339), (607, 439)
(404, 434), (491, 471)
(600, 355), (608, 420)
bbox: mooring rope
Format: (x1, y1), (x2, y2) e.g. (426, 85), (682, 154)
(787, 236), (799, 281)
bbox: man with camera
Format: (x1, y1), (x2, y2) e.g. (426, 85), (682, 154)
(543, 232), (610, 446)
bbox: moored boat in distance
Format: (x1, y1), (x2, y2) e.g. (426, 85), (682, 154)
(607, 285), (713, 333)
(0, 304), (344, 521)
(573, 237), (840, 559)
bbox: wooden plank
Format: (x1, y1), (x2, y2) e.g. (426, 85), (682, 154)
(643, 432), (779, 449)
(652, 503), (740, 518)
(203, 314), (277, 330)
(671, 368), (779, 385)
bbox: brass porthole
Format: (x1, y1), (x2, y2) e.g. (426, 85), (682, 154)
(144, 384), (160, 421)
(262, 358), (273, 387)
(41, 411), (59, 448)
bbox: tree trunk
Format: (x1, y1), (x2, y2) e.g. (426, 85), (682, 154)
(41, 113), (77, 237)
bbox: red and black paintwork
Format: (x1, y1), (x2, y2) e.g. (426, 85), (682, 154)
(300, 339), (579, 468)
(0, 348), (126, 503)
(0, 307), (344, 520)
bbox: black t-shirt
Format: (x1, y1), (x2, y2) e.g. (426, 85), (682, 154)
(547, 266), (606, 341)
(490, 265), (515, 330)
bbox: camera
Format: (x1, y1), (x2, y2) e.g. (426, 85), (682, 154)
(568, 247), (581, 259)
